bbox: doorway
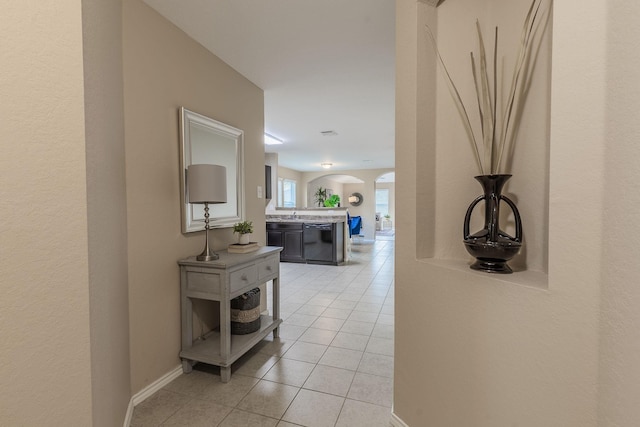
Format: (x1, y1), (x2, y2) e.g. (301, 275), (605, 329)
(375, 172), (395, 240)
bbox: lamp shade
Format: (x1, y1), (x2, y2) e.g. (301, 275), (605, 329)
(187, 164), (227, 204)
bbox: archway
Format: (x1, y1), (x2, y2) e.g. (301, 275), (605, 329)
(307, 174), (364, 208)
(375, 172), (395, 239)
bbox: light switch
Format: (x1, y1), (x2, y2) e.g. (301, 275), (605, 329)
(257, 186), (263, 199)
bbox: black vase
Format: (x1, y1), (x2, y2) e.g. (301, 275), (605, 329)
(463, 174), (522, 274)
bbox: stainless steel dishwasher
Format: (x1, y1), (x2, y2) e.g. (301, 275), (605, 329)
(303, 223), (334, 264)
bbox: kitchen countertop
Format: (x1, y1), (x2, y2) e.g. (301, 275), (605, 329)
(266, 215), (346, 224)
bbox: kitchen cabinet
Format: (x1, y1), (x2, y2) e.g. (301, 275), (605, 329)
(266, 222), (304, 263)
(267, 221), (344, 265)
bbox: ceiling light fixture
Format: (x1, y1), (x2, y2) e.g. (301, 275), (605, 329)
(264, 133), (284, 145)
(321, 163), (333, 169)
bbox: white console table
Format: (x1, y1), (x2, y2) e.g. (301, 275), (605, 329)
(177, 246), (283, 382)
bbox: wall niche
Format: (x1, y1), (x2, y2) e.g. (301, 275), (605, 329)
(416, 0), (552, 283)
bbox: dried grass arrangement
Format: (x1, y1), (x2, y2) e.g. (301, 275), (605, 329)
(426, 0), (549, 175)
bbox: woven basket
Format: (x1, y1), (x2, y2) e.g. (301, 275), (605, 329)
(230, 287), (261, 335)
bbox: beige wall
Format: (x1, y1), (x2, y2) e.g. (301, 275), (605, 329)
(302, 169), (393, 238)
(123, 0), (265, 394)
(307, 176), (345, 208)
(396, 0), (640, 426)
(277, 165), (304, 208)
(82, 0), (132, 425)
(343, 180), (396, 234)
(7, 1), (640, 425)
(0, 1), (94, 424)
(343, 182), (366, 221)
(588, 1), (640, 424)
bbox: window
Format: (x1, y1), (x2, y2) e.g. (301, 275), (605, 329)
(375, 188), (389, 216)
(277, 178), (297, 208)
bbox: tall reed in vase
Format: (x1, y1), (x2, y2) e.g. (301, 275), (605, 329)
(426, 0), (549, 273)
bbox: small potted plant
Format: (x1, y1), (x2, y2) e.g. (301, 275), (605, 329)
(383, 214), (392, 230)
(233, 220), (254, 244)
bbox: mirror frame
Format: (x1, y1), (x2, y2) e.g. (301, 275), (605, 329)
(179, 107), (245, 233)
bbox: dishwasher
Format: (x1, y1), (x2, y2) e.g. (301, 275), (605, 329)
(303, 223), (335, 264)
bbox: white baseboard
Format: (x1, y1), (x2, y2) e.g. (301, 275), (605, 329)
(390, 411), (410, 427)
(123, 400), (134, 427)
(123, 365), (183, 427)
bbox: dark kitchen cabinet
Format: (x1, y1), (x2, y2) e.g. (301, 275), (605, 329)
(266, 222), (304, 263)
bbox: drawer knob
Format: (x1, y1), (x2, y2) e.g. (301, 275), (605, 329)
(266, 265), (272, 271)
(241, 274), (248, 281)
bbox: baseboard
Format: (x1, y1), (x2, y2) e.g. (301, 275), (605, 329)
(122, 365), (183, 427)
(390, 410), (410, 427)
(123, 399), (134, 427)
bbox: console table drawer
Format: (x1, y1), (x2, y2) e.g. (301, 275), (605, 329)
(186, 271), (221, 294)
(229, 265), (258, 293)
(257, 256), (278, 280)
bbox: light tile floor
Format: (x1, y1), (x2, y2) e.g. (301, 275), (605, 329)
(131, 237), (394, 427)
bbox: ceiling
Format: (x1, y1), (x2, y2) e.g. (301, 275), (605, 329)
(142, 0), (396, 173)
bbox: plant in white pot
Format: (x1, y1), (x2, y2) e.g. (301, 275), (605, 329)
(233, 220), (254, 245)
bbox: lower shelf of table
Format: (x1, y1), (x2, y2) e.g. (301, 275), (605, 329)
(180, 315), (282, 368)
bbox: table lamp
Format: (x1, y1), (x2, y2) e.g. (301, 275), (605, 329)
(187, 164), (227, 261)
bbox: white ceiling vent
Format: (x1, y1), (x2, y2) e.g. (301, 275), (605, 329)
(320, 130), (338, 136)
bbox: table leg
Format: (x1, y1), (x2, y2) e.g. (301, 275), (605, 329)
(220, 295), (231, 381)
(220, 366), (231, 383)
(272, 277), (280, 338)
(182, 359), (193, 374)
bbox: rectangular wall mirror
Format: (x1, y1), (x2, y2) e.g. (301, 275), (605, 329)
(179, 107), (245, 233)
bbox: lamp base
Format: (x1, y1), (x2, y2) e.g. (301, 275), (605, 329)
(196, 251), (219, 261)
(195, 202), (219, 261)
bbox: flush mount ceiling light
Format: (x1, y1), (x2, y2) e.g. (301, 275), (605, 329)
(264, 133), (284, 145)
(320, 130), (338, 137)
(321, 163), (333, 169)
